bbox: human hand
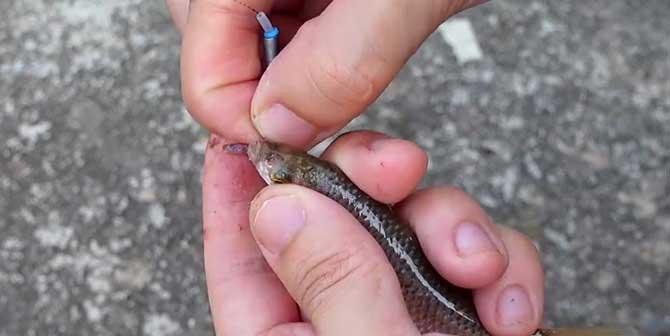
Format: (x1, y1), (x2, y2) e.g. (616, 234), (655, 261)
(166, 0), (488, 147)
(202, 130), (544, 336)
(165, 1), (543, 335)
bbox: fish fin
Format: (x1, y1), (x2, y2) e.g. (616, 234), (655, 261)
(536, 327), (638, 336)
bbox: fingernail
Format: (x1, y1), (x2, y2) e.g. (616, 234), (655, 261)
(252, 195), (306, 254)
(367, 134), (394, 152)
(496, 285), (533, 326)
(454, 222), (497, 257)
(254, 104), (318, 148)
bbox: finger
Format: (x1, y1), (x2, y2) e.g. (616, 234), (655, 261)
(181, 0), (274, 143)
(320, 131), (428, 204)
(249, 184), (420, 336)
(474, 227), (544, 336)
(272, 0), (304, 13)
(269, 15), (304, 47)
(250, 0), (477, 147)
(262, 322), (316, 336)
(165, 0), (189, 34)
(166, 0), (305, 36)
(464, 0), (491, 11)
(298, 0), (331, 19)
(202, 134), (299, 335)
(397, 187), (509, 289)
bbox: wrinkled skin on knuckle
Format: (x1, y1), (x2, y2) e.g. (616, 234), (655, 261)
(210, 255), (274, 285)
(306, 53), (375, 113)
(296, 22), (375, 115)
(195, 0), (250, 17)
(290, 243), (382, 317)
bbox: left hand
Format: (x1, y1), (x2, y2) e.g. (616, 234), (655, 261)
(202, 130), (544, 336)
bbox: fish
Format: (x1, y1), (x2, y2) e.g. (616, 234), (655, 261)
(227, 140), (633, 336)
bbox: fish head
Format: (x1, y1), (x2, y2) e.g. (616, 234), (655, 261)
(248, 140), (309, 185)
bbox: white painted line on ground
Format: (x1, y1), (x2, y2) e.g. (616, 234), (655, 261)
(438, 19), (484, 64)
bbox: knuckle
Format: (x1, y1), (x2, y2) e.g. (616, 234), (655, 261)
(196, 0), (246, 16)
(306, 54), (375, 110)
(297, 23), (377, 114)
(181, 83), (201, 114)
(213, 255), (273, 284)
(181, 85), (209, 126)
(292, 244), (380, 315)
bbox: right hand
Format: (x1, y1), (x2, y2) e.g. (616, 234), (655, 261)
(166, 0), (488, 147)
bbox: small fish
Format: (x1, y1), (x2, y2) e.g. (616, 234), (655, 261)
(228, 141), (633, 336)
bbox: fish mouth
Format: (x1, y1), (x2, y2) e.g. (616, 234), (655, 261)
(223, 143), (249, 154)
(247, 141), (274, 185)
(223, 141), (268, 163)
(247, 141), (267, 165)
(222, 141), (273, 184)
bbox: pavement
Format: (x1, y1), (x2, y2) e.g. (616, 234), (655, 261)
(1, 1), (668, 335)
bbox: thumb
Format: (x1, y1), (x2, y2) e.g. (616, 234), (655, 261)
(249, 184), (420, 336)
(250, 0), (485, 148)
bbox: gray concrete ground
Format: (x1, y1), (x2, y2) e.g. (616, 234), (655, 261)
(1, 1), (668, 335)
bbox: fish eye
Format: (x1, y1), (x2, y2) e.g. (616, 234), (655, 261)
(270, 170), (290, 183)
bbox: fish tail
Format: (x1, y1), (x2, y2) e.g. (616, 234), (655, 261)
(534, 327), (638, 336)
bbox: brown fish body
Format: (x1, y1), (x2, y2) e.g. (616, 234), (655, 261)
(308, 162), (488, 335)
(245, 141), (490, 335)
(240, 141), (629, 336)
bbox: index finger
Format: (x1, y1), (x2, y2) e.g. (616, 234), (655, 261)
(202, 135), (299, 334)
(181, 0), (272, 142)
